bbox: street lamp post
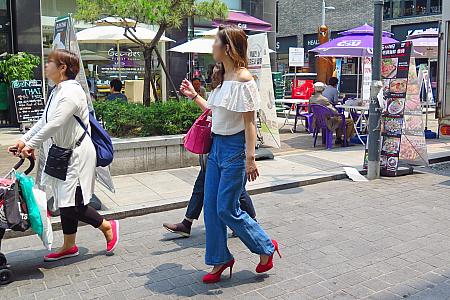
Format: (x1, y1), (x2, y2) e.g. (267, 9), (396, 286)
(322, 0), (335, 25)
(367, 0), (384, 180)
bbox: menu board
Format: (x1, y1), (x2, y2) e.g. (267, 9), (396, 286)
(11, 80), (45, 123)
(363, 42), (428, 176)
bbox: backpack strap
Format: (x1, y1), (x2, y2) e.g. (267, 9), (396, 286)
(74, 115), (89, 147)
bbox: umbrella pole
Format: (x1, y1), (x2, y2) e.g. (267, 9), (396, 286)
(356, 57), (360, 99)
(117, 41), (122, 80)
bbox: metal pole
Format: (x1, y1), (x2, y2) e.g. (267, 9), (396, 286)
(187, 16), (194, 80)
(425, 59), (431, 130)
(322, 0), (326, 25)
(117, 41), (122, 80)
(367, 0), (383, 180)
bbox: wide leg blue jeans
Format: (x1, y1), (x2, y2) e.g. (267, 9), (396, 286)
(204, 131), (274, 266)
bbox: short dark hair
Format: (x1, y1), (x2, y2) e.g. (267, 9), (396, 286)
(48, 49), (80, 80)
(192, 77), (202, 83)
(328, 77), (339, 86)
(110, 78), (123, 92)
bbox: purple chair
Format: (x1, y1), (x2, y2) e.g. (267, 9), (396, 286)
(309, 104), (348, 150)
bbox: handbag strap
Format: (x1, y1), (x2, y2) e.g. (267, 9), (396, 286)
(197, 109), (211, 123)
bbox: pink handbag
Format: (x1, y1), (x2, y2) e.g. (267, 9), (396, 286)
(184, 109), (212, 154)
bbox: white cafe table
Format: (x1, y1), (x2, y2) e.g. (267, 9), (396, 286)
(335, 104), (369, 145)
(275, 99), (310, 132)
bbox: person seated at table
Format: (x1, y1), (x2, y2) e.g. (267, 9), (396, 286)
(322, 77), (339, 105)
(309, 82), (355, 145)
(106, 78), (128, 102)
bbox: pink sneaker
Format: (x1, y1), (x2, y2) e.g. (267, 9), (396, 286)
(106, 220), (119, 255)
(44, 245), (79, 262)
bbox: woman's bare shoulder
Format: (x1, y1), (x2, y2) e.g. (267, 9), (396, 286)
(236, 68), (253, 82)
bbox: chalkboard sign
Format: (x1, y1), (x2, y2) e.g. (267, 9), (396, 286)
(11, 80), (45, 123)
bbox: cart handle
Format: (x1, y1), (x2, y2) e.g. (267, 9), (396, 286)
(9, 147), (35, 175)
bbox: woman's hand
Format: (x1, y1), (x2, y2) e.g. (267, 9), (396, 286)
(8, 140), (25, 156)
(180, 79), (197, 99)
(20, 146), (35, 160)
(246, 158), (259, 182)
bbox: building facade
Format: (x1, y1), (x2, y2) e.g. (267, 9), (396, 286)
(276, 0), (442, 72)
(166, 0), (277, 96)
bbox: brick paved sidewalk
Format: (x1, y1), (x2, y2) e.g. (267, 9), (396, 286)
(3, 171), (450, 299)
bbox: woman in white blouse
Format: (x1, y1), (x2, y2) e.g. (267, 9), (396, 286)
(9, 50), (119, 261)
(180, 26), (280, 284)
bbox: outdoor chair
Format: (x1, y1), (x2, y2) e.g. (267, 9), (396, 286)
(294, 103), (314, 133)
(309, 104), (348, 150)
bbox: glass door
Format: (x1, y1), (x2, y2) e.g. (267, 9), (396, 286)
(0, 0), (11, 125)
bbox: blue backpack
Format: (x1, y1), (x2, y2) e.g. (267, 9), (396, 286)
(74, 113), (114, 167)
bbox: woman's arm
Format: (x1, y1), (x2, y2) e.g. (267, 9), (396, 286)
(20, 118), (44, 143)
(243, 111), (259, 182)
(180, 79), (208, 111)
(25, 97), (79, 149)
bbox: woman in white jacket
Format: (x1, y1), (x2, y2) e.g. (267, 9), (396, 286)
(9, 49), (119, 261)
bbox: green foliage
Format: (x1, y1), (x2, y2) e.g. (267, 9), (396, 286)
(75, 0), (228, 29)
(93, 99), (202, 137)
(0, 52), (41, 84)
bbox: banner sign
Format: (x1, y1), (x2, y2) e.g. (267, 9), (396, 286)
(248, 33), (281, 148)
(362, 57), (372, 101)
(363, 42), (428, 176)
(11, 80), (45, 123)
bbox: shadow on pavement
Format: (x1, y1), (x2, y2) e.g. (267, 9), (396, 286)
(131, 262), (272, 297)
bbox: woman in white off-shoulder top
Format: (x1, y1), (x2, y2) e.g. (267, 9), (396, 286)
(180, 26), (280, 284)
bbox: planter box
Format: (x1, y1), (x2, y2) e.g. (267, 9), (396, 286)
(111, 135), (199, 175)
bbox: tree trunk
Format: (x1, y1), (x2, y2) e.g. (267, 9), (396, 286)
(143, 47), (152, 106)
(153, 46), (180, 101)
(149, 47), (159, 102)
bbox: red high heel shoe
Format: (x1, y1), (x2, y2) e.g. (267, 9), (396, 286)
(202, 259), (235, 284)
(256, 240), (282, 273)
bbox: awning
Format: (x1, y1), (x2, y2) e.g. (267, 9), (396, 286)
(212, 11), (272, 32)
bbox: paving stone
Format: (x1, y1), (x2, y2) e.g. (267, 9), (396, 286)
(361, 278), (392, 292)
(34, 287), (64, 299)
(124, 286), (153, 299)
(18, 282), (46, 296)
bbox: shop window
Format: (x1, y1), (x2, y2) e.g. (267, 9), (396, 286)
(402, 0), (414, 16)
(430, 0), (442, 14)
(384, 1), (392, 19)
(415, 0), (427, 15)
(385, 0), (442, 19)
(392, 0), (402, 18)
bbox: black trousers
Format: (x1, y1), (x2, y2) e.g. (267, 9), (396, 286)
(60, 187), (104, 235)
(185, 155), (257, 220)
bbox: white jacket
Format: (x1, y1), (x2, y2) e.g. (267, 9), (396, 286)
(21, 80), (96, 208)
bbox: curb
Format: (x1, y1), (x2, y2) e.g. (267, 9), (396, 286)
(3, 172), (348, 240)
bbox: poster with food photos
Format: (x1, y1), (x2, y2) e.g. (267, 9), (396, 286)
(364, 42), (428, 176)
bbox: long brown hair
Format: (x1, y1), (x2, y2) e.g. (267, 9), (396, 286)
(214, 25), (248, 87)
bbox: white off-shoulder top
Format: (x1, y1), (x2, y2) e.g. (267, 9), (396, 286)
(207, 79), (261, 135)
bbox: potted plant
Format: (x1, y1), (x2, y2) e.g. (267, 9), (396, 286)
(0, 52), (40, 122)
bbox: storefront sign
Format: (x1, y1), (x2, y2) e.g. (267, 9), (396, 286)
(276, 35), (298, 54)
(247, 33), (281, 148)
(289, 47), (304, 67)
(364, 42), (428, 176)
(391, 22), (438, 41)
(11, 80), (45, 123)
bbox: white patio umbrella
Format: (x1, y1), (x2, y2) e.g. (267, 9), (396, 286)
(169, 37), (275, 54)
(168, 38), (214, 54)
(76, 20), (174, 79)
